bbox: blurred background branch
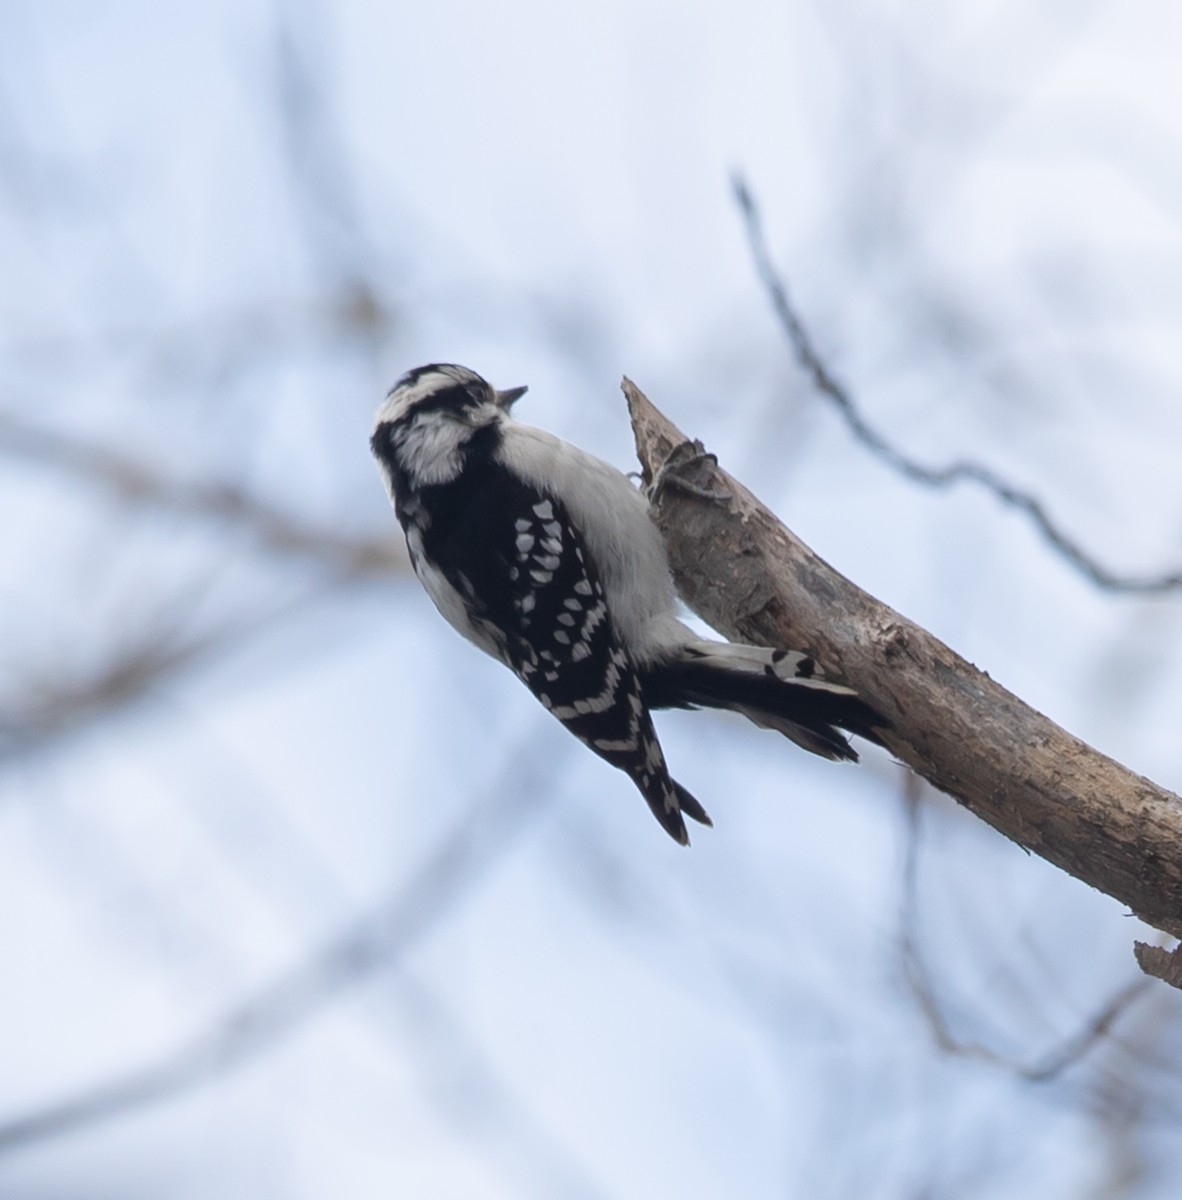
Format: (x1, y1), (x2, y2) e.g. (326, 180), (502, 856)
(0, 414), (405, 577)
(898, 773), (1154, 1082)
(734, 176), (1182, 595)
(0, 727), (554, 1157)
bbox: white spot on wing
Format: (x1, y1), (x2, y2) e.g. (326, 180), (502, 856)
(581, 601), (607, 636)
(549, 659), (624, 719)
(594, 737), (637, 752)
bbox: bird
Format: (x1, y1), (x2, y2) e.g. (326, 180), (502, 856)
(370, 363), (884, 844)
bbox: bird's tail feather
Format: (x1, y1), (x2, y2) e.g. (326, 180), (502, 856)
(644, 639), (885, 761)
(640, 777), (712, 845)
(674, 781), (713, 828)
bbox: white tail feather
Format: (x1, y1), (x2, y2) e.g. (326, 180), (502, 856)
(680, 637), (857, 696)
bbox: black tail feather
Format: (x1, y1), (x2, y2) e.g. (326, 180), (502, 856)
(644, 655), (886, 757)
(674, 781), (713, 827)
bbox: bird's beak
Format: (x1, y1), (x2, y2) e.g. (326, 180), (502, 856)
(495, 385), (528, 411)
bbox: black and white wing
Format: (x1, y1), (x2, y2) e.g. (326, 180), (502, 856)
(414, 456), (710, 843)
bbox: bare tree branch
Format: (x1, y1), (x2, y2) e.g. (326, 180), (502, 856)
(0, 728), (555, 1155)
(624, 377), (1182, 975)
(0, 589), (348, 767)
(0, 406), (407, 768)
(1133, 941), (1182, 988)
(1, 623), (244, 764)
(271, 0), (379, 288)
(733, 176), (1182, 595)
(899, 774), (1153, 1080)
(0, 413), (404, 577)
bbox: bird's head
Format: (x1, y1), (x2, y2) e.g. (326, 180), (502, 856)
(374, 364), (527, 430)
(371, 364), (528, 490)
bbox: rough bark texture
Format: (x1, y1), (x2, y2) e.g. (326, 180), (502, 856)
(624, 378), (1182, 979)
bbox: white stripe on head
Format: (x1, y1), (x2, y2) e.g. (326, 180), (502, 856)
(373, 363), (492, 429)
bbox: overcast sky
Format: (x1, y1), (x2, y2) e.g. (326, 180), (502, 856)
(2, 1), (1182, 1196)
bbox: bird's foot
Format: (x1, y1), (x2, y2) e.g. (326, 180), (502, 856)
(647, 439), (732, 506)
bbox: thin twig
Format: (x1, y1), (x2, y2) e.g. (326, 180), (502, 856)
(733, 176), (1182, 595)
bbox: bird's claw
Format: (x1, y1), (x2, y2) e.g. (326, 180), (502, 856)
(647, 439), (732, 506)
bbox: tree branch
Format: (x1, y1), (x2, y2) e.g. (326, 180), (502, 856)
(623, 377), (1182, 978)
(0, 590), (346, 767)
(0, 414), (403, 577)
(733, 177), (1182, 595)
